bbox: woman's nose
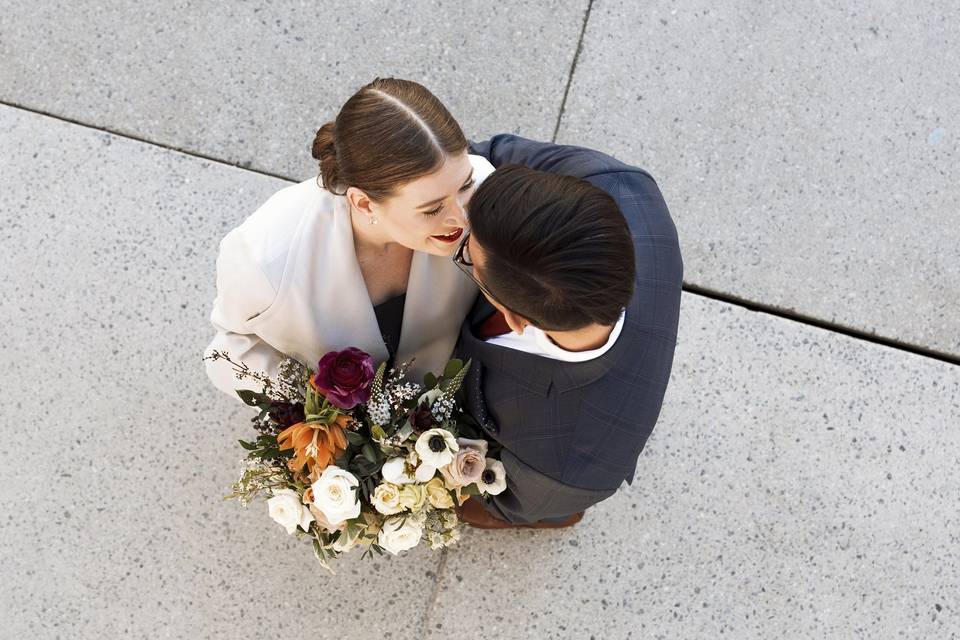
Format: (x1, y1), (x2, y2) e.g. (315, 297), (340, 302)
(447, 196), (468, 225)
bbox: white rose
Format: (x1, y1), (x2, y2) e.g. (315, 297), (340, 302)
(381, 456), (416, 485)
(414, 428), (458, 468)
(371, 482), (405, 515)
(477, 458), (507, 495)
(377, 515), (424, 555)
(311, 465), (361, 526)
(267, 489), (314, 535)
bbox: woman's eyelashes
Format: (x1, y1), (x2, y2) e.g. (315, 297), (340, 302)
(422, 181), (475, 217)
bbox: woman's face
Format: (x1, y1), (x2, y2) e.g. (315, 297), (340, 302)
(368, 152), (477, 257)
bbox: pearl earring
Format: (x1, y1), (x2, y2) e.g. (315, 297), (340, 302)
(368, 216), (378, 225)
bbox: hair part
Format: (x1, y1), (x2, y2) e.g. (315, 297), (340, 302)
(311, 78), (467, 201)
(469, 165), (636, 331)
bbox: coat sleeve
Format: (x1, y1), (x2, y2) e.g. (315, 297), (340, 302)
(481, 448), (617, 524)
(203, 228), (286, 400)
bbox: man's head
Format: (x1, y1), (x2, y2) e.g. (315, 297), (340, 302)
(458, 165), (636, 332)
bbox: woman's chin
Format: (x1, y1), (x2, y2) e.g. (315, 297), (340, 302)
(423, 239), (458, 257)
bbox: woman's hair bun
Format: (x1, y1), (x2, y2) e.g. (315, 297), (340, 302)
(312, 121), (341, 193)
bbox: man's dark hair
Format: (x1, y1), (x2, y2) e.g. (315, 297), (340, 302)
(468, 165), (636, 331)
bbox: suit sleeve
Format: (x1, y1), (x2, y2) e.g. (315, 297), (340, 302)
(203, 229), (286, 399)
(481, 449), (617, 524)
(468, 134), (641, 179)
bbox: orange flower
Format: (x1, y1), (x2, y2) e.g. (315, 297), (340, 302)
(277, 415), (351, 481)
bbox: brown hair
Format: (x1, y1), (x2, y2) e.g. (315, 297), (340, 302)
(468, 165), (636, 331)
(311, 78), (468, 201)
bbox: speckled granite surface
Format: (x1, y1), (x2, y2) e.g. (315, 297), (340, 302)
(428, 294), (960, 639)
(0, 0), (588, 180)
(558, 0), (960, 358)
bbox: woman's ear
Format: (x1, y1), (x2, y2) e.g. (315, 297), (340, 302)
(346, 186), (375, 216)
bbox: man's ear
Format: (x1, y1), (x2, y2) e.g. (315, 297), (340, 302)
(501, 307), (533, 335)
(346, 186), (375, 216)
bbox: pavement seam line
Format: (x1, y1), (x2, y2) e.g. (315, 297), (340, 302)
(418, 546), (449, 636)
(551, 0), (594, 143)
(5, 100), (956, 365)
(683, 283), (960, 367)
(0, 99), (298, 183)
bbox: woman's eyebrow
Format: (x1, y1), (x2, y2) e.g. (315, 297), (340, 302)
(416, 169), (476, 209)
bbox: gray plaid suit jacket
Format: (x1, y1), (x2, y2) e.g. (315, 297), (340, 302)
(458, 135), (683, 524)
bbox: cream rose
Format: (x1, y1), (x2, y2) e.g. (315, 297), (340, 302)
(398, 484), (427, 512)
(439, 438), (488, 488)
(424, 476), (455, 509)
(371, 482), (405, 515)
(267, 489), (314, 535)
(377, 515), (423, 555)
(311, 465), (361, 526)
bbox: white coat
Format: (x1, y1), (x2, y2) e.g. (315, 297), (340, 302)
(204, 154), (494, 399)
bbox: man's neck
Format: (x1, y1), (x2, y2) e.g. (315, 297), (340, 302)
(542, 322), (616, 352)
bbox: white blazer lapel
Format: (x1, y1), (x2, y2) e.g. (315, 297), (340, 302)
(398, 250), (478, 382)
(312, 196), (392, 365)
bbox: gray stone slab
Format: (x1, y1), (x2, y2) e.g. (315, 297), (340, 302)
(0, 0), (588, 180)
(426, 294), (960, 639)
(558, 1), (960, 357)
(0, 105), (444, 638)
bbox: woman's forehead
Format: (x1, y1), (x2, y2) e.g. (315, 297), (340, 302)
(398, 152), (473, 204)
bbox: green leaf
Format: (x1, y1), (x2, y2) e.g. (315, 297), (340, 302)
(361, 443), (378, 464)
(442, 359), (464, 379)
(238, 439), (258, 451)
(350, 453), (380, 477)
(236, 389), (261, 407)
(395, 423), (414, 442)
(423, 372), (438, 389)
(346, 431), (367, 446)
(462, 483), (482, 496)
(371, 424), (387, 441)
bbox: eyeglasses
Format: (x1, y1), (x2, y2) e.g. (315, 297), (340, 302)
(452, 230), (510, 310)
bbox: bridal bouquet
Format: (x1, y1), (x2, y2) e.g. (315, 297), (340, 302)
(206, 347), (506, 572)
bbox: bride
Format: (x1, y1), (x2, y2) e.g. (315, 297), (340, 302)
(205, 78), (494, 397)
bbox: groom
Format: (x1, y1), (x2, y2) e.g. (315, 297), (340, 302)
(452, 135), (683, 528)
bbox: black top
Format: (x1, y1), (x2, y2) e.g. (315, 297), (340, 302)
(373, 293), (406, 361)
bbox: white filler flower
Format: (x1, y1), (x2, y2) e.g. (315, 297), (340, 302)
(267, 489), (314, 535)
(415, 428), (459, 468)
(310, 465), (361, 526)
